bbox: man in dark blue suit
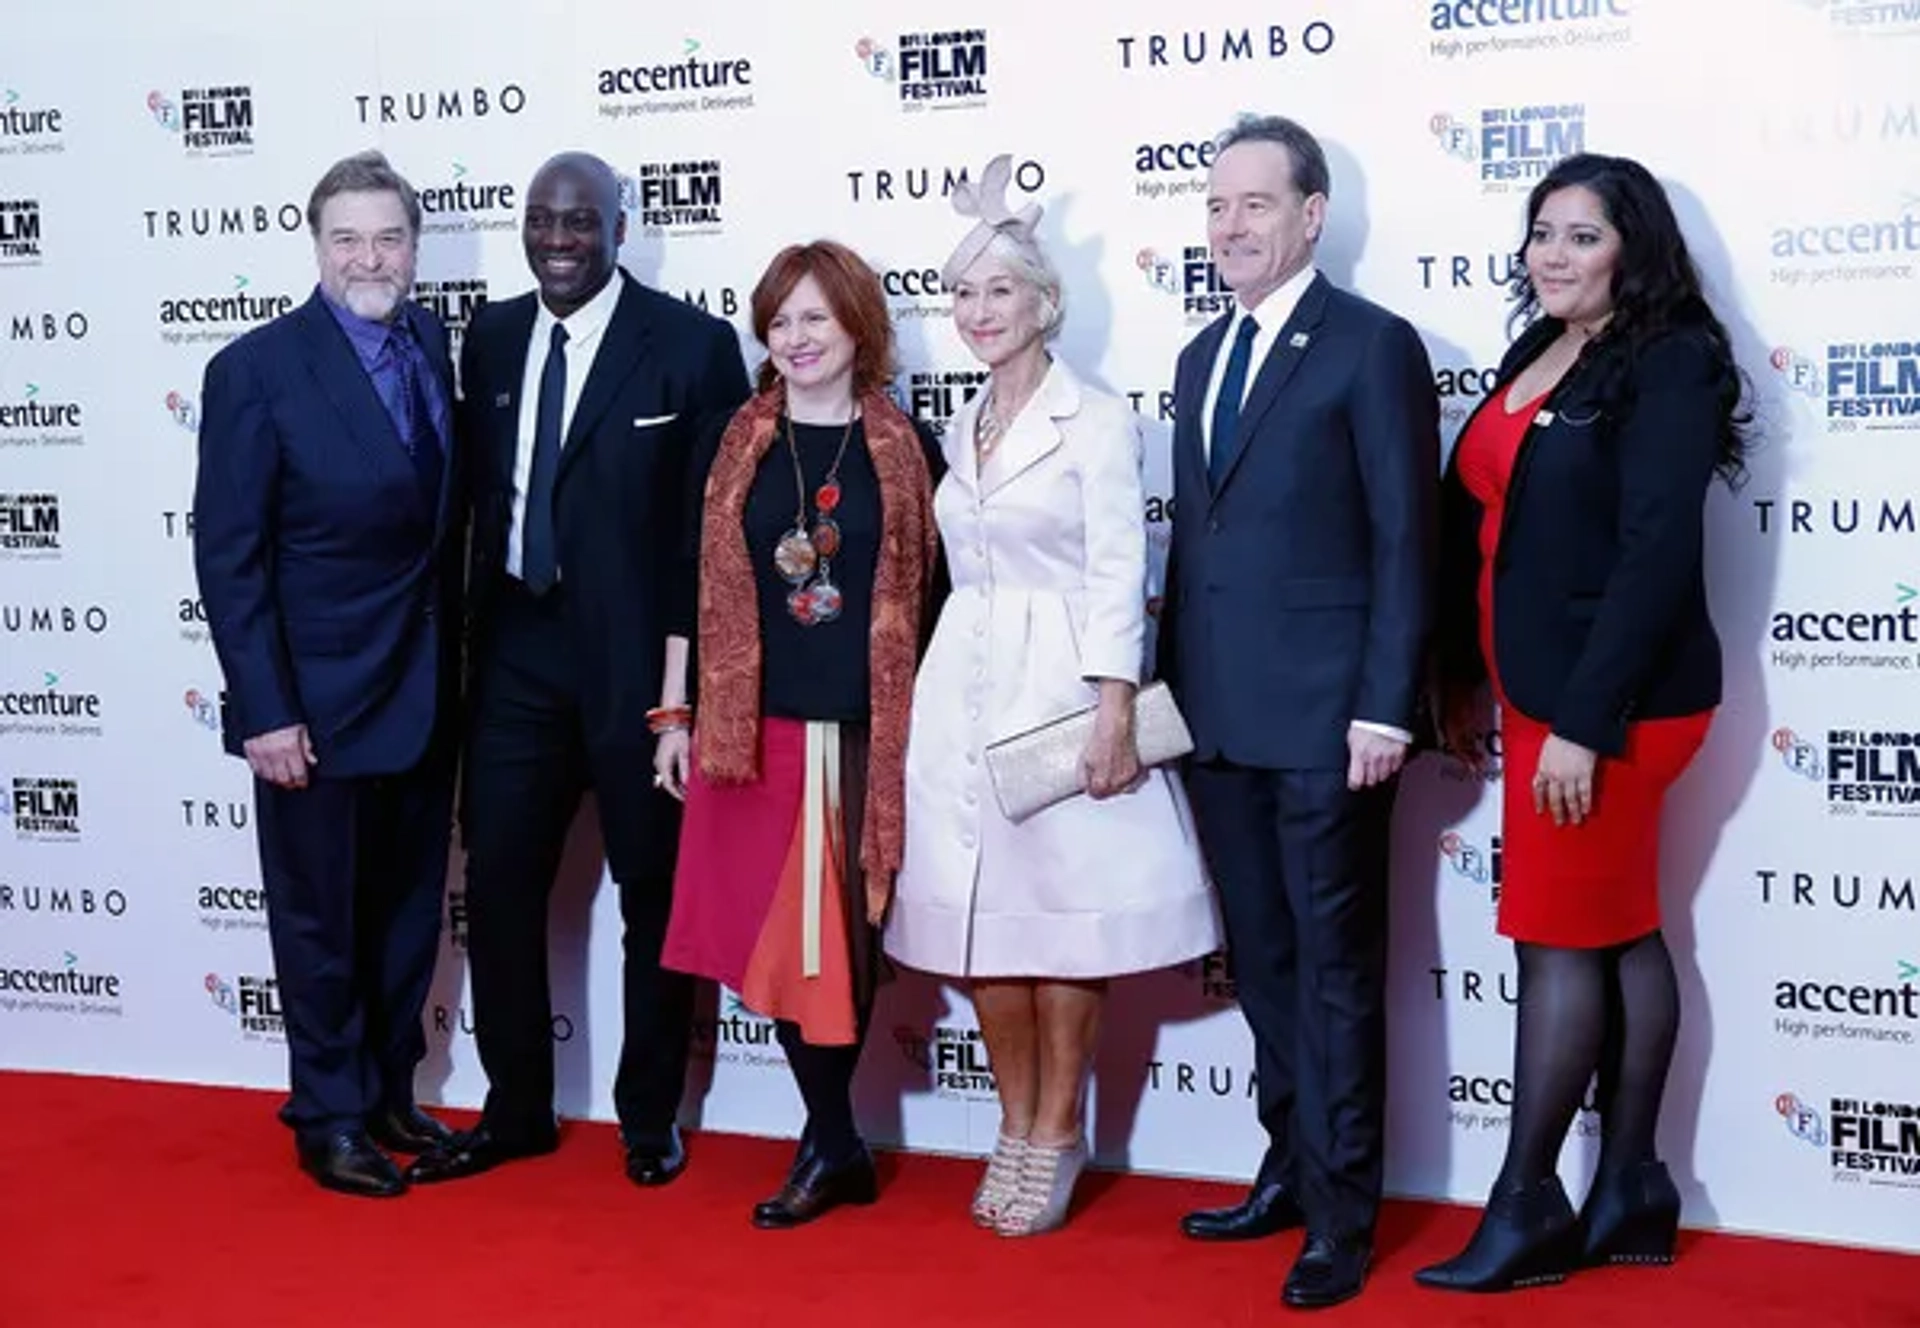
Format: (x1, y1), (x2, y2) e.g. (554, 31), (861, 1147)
(193, 150), (463, 1198)
(1159, 117), (1438, 1308)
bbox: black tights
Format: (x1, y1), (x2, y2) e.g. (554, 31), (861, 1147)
(776, 1016), (871, 1167)
(1494, 930), (1680, 1193)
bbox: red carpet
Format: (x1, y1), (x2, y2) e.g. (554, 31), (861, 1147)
(2, 1072), (1914, 1327)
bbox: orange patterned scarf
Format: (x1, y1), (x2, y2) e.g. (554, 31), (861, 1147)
(696, 384), (936, 922)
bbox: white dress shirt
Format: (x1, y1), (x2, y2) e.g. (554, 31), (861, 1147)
(1201, 264), (1411, 747)
(506, 273), (623, 579)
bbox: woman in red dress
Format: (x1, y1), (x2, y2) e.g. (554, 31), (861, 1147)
(1417, 154), (1750, 1293)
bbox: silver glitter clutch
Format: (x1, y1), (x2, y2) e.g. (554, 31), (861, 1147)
(983, 681), (1194, 823)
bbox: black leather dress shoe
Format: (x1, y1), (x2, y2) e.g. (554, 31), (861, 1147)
(298, 1130), (407, 1199)
(405, 1121), (559, 1184)
(751, 1145), (879, 1229)
(1283, 1232), (1372, 1310)
(1180, 1180), (1305, 1241)
(369, 1105), (455, 1155)
(1579, 1160), (1681, 1267)
(1414, 1175), (1580, 1293)
(624, 1124), (688, 1187)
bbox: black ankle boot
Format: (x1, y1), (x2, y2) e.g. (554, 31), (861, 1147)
(1414, 1175), (1581, 1293)
(1579, 1160), (1681, 1266)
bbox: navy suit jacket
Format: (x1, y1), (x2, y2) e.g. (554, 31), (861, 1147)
(193, 291), (464, 778)
(1435, 319), (1727, 756)
(460, 271), (749, 757)
(1159, 274), (1440, 771)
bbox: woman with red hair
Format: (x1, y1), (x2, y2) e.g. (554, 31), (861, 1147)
(658, 240), (943, 1227)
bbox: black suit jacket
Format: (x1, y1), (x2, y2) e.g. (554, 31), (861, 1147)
(461, 270), (750, 754)
(1159, 274), (1440, 771)
(1436, 318), (1726, 757)
(193, 292), (464, 777)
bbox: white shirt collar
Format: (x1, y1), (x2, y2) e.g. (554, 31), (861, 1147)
(532, 268), (623, 350)
(1231, 264), (1318, 338)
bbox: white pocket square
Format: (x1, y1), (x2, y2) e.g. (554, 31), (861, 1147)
(633, 413), (678, 428)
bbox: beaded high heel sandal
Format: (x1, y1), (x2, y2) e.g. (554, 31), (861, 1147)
(971, 1133), (1029, 1228)
(994, 1136), (1088, 1237)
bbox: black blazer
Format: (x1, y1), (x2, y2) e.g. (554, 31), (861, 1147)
(193, 292), (464, 777)
(1159, 275), (1439, 771)
(1436, 318), (1726, 757)
(460, 270), (750, 754)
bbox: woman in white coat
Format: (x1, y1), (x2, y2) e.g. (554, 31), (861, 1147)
(886, 156), (1220, 1237)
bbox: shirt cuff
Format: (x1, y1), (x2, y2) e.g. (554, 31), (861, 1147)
(1350, 719), (1412, 745)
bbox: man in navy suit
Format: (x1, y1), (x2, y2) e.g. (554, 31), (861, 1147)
(194, 150), (463, 1197)
(1159, 116), (1438, 1308)
(406, 152), (748, 1187)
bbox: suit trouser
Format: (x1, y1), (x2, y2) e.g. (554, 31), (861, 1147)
(1183, 761), (1395, 1242)
(461, 579), (693, 1148)
(254, 755), (453, 1146)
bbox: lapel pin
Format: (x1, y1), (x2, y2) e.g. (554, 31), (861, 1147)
(494, 392), (511, 407)
(1289, 332), (1310, 349)
(1534, 409), (1555, 426)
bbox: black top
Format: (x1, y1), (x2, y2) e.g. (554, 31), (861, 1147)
(1435, 318), (1728, 756)
(687, 412), (944, 723)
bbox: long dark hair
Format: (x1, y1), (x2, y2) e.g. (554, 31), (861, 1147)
(1508, 153), (1751, 485)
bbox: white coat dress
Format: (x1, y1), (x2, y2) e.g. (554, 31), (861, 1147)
(884, 358), (1220, 979)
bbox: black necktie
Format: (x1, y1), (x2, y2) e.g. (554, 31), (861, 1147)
(522, 322), (568, 594)
(1208, 315), (1259, 490)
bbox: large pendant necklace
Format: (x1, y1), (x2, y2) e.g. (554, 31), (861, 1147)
(773, 409), (856, 626)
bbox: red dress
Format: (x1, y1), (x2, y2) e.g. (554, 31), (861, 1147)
(1455, 388), (1712, 949)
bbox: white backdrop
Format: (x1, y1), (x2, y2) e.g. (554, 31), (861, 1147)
(3, 0), (1917, 1254)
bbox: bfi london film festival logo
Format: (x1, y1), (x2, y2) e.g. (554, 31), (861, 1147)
(1769, 193), (1920, 288)
(0, 197), (42, 268)
(0, 952), (124, 1018)
(414, 279), (489, 358)
(1768, 582), (1918, 675)
(1439, 831), (1502, 908)
(900, 368), (988, 441)
(1772, 960), (1919, 1050)
(1431, 103), (1586, 194)
(0, 87), (65, 156)
(895, 1022), (998, 1101)
(0, 670), (103, 740)
(598, 38), (755, 119)
(628, 161), (724, 237)
(158, 275), (297, 347)
(1772, 726), (1920, 818)
(1790, 0), (1920, 36)
(1771, 339), (1920, 435)
(1427, 0), (1634, 60)
(854, 29), (988, 112)
(0, 492), (61, 560)
(184, 687), (222, 735)
(0, 382), (84, 450)
(206, 972), (283, 1040)
(1114, 21), (1337, 72)
(7, 776), (81, 842)
(166, 390), (199, 433)
(690, 989), (782, 1069)
(1137, 244), (1234, 325)
(1778, 1091), (1920, 1188)
(417, 164), (517, 236)
(148, 84), (255, 156)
